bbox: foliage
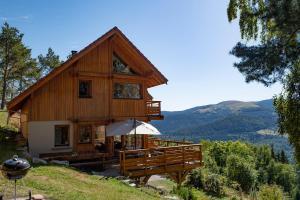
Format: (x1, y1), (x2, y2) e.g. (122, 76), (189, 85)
(186, 168), (225, 197)
(258, 185), (284, 200)
(0, 22), (37, 109)
(0, 22), (61, 109)
(186, 141), (299, 199)
(37, 47), (62, 78)
(172, 186), (196, 200)
(186, 168), (205, 189)
(226, 154), (257, 192)
(203, 173), (225, 196)
(270, 162), (296, 193)
(227, 0), (300, 163)
(274, 65), (300, 163)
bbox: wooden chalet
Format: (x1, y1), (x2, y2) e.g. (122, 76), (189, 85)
(7, 27), (202, 184)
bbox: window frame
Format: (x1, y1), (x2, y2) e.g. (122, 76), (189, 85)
(78, 124), (93, 144)
(54, 125), (70, 147)
(113, 82), (143, 100)
(78, 80), (92, 98)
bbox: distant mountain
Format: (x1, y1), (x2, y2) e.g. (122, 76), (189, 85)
(152, 99), (292, 158)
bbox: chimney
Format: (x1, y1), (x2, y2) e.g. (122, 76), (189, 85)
(71, 50), (77, 56)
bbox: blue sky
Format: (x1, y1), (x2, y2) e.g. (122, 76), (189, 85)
(0, 0), (281, 111)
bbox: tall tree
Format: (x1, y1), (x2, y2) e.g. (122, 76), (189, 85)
(37, 48), (62, 78)
(227, 0), (300, 162)
(0, 22), (37, 109)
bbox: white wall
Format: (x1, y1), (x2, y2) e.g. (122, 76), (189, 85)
(28, 121), (73, 157)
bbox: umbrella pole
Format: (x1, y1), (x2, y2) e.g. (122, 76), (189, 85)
(134, 118), (137, 150)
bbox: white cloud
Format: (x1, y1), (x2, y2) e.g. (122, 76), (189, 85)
(0, 15), (31, 22)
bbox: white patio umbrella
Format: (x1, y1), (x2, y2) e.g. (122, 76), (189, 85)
(106, 119), (161, 136)
(106, 119), (161, 149)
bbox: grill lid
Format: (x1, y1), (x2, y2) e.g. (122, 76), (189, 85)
(2, 155), (30, 171)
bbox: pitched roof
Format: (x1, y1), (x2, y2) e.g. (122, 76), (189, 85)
(7, 27), (168, 111)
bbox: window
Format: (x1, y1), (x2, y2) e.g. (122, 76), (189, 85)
(55, 125), (69, 147)
(78, 125), (92, 144)
(79, 80), (92, 98)
(112, 54), (136, 75)
(113, 83), (142, 99)
(95, 126), (105, 144)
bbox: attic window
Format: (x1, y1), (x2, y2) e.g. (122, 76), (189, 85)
(113, 54), (136, 75)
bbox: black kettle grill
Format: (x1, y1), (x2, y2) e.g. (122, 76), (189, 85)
(0, 155), (31, 200)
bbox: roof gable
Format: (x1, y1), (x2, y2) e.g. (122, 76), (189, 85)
(7, 27), (168, 111)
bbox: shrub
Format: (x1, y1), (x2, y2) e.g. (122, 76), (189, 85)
(267, 161), (296, 193)
(203, 173), (225, 196)
(204, 155), (219, 174)
(258, 185), (284, 200)
(186, 168), (225, 197)
(186, 168), (204, 189)
(226, 154), (257, 193)
(172, 186), (196, 200)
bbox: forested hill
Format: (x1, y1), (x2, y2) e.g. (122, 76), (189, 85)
(152, 99), (292, 156)
(153, 99), (276, 135)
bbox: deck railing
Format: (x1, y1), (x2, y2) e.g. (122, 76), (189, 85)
(146, 101), (161, 116)
(119, 144), (202, 179)
(148, 138), (192, 148)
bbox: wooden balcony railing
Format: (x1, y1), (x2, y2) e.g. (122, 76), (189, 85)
(146, 100), (163, 120)
(148, 138), (192, 148)
(119, 144), (203, 185)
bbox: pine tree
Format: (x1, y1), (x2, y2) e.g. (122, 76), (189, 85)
(271, 144), (275, 160)
(0, 22), (37, 109)
(37, 47), (62, 79)
(227, 0), (300, 163)
(280, 149), (288, 164)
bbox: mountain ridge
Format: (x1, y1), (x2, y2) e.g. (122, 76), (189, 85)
(152, 99), (292, 157)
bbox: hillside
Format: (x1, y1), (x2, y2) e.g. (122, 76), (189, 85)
(153, 99), (292, 157)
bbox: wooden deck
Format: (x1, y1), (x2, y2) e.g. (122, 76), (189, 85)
(119, 144), (203, 185)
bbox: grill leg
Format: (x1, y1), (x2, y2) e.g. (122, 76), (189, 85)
(14, 180), (17, 200)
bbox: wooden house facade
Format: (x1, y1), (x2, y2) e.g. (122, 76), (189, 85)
(7, 27), (167, 158)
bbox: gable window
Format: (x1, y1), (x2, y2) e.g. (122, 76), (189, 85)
(113, 83), (142, 99)
(78, 125), (92, 144)
(55, 125), (70, 147)
(79, 80), (92, 98)
(113, 54), (136, 75)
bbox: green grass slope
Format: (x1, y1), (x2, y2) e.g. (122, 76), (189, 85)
(0, 165), (163, 200)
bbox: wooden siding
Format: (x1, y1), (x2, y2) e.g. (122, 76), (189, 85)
(20, 100), (30, 138)
(30, 67), (73, 121)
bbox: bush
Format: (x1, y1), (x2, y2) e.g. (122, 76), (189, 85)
(226, 154), (257, 192)
(267, 161), (296, 193)
(186, 168), (204, 189)
(172, 186), (196, 200)
(203, 173), (225, 196)
(258, 185), (284, 200)
(186, 168), (225, 197)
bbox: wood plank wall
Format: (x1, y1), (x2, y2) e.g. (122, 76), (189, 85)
(24, 38), (149, 122)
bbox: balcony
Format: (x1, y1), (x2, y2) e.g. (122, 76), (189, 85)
(119, 142), (203, 185)
(146, 100), (164, 120)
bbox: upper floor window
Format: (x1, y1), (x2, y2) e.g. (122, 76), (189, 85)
(79, 80), (92, 98)
(113, 54), (136, 75)
(55, 125), (69, 147)
(113, 83), (142, 99)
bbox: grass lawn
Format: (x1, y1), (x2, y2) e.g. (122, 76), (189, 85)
(0, 143), (162, 200)
(0, 165), (163, 200)
(0, 110), (7, 127)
